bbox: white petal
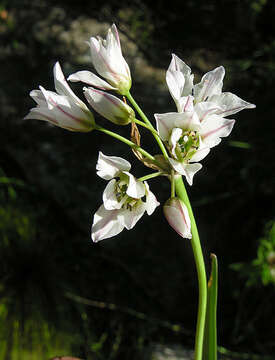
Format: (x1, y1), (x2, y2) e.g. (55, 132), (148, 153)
(166, 68), (186, 105)
(169, 54), (194, 95)
(168, 159), (202, 185)
(154, 112), (177, 140)
(96, 152), (131, 180)
(209, 92), (256, 117)
(201, 114), (235, 148)
(184, 163), (203, 185)
(163, 198), (192, 239)
(91, 204), (124, 242)
(194, 66), (225, 102)
(84, 87), (133, 125)
(144, 182), (160, 215)
(194, 101), (223, 122)
(177, 95), (194, 113)
(37, 86), (93, 132)
(108, 24), (131, 81)
(166, 54), (194, 111)
(124, 172), (145, 199)
(173, 110), (201, 131)
(157, 111), (199, 138)
(102, 179), (121, 210)
(110, 24), (121, 49)
(89, 37), (112, 81)
(190, 143), (210, 162)
(53, 62), (85, 106)
(29, 89), (47, 106)
(121, 202), (146, 230)
(168, 158), (187, 176)
(39, 86), (67, 110)
(24, 107), (58, 124)
(68, 71), (116, 91)
(170, 128), (182, 157)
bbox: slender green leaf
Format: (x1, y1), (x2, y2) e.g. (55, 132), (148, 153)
(203, 254), (218, 360)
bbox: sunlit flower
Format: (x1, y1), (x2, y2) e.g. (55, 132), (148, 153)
(155, 54), (256, 184)
(84, 87), (135, 125)
(91, 152), (159, 242)
(166, 53), (256, 115)
(163, 197), (192, 239)
(155, 106), (223, 185)
(24, 62), (95, 132)
(68, 24), (131, 95)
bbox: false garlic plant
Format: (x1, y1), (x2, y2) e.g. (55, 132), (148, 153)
(25, 23), (255, 360)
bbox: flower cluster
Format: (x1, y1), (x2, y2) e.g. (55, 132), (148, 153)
(25, 24), (255, 242)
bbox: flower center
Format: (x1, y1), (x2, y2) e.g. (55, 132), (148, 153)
(115, 180), (141, 211)
(175, 130), (199, 162)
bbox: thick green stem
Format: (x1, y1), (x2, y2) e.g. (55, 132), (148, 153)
(174, 175), (207, 360)
(95, 124), (155, 161)
(126, 91), (169, 160)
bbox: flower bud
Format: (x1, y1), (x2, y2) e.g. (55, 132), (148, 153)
(68, 24), (131, 95)
(163, 197), (192, 239)
(89, 24), (131, 95)
(84, 87), (135, 125)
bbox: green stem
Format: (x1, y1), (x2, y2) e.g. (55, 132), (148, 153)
(95, 124), (155, 162)
(126, 91), (169, 160)
(174, 175), (207, 360)
(138, 171), (162, 182)
(171, 170), (175, 198)
(132, 118), (159, 135)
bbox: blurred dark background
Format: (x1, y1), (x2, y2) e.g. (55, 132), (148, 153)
(0, 0), (274, 359)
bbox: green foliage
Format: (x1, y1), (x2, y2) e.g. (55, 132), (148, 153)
(203, 254), (218, 360)
(231, 221), (275, 287)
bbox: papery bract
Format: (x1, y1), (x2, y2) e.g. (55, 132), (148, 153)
(84, 87), (134, 125)
(24, 62), (95, 132)
(91, 152), (159, 242)
(163, 197), (192, 239)
(68, 24), (131, 95)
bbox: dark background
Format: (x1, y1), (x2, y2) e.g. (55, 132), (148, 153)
(0, 0), (274, 359)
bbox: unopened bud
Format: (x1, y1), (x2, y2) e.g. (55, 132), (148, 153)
(84, 87), (134, 125)
(163, 197), (192, 239)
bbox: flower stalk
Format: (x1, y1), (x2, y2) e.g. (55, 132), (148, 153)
(138, 171), (162, 182)
(126, 91), (170, 160)
(94, 124), (155, 162)
(174, 175), (207, 360)
(132, 118), (159, 135)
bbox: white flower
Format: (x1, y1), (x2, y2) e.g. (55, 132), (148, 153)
(68, 24), (131, 95)
(154, 54), (256, 184)
(91, 152), (159, 242)
(154, 108), (221, 185)
(166, 53), (256, 115)
(24, 62), (95, 132)
(84, 87), (135, 125)
(163, 197), (192, 239)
